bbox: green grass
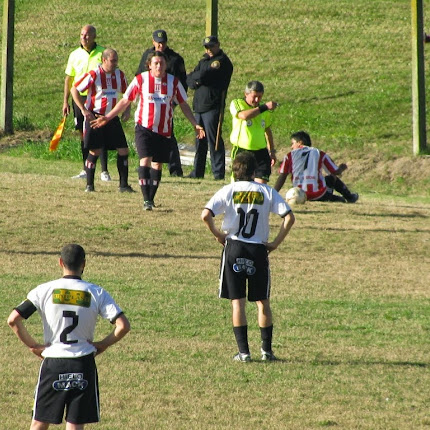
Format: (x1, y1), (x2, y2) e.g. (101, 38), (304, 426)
(1, 1), (430, 428)
(1, 0), (429, 157)
(0, 155), (429, 429)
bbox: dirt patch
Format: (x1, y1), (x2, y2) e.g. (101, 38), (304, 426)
(0, 129), (52, 151)
(346, 153), (430, 184)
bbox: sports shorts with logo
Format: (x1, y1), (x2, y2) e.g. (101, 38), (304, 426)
(83, 116), (128, 151)
(135, 124), (172, 163)
(33, 353), (99, 425)
(219, 238), (270, 301)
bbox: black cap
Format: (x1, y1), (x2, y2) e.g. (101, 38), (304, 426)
(203, 35), (219, 47)
(153, 29), (168, 43)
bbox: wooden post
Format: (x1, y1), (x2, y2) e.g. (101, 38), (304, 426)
(206, 0), (218, 37)
(411, 0), (427, 154)
(1, 0), (14, 134)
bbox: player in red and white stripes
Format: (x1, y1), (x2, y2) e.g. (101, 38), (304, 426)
(91, 51), (205, 210)
(71, 48), (134, 193)
(275, 131), (359, 203)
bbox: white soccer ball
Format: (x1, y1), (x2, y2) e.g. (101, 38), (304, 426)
(285, 187), (307, 205)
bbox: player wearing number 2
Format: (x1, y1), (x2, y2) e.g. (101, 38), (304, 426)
(202, 152), (295, 362)
(7, 244), (130, 429)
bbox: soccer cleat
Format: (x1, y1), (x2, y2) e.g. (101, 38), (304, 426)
(100, 171), (112, 182)
(119, 185), (135, 193)
(346, 193), (359, 203)
(233, 352), (251, 362)
(72, 170), (86, 179)
(143, 200), (153, 211)
(85, 185), (95, 193)
(261, 349), (277, 361)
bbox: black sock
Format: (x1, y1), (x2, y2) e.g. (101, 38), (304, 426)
(260, 325), (273, 353)
(138, 166), (151, 201)
(149, 168), (162, 201)
(81, 141), (89, 169)
(100, 146), (108, 172)
(85, 153), (98, 186)
(117, 154), (129, 188)
(233, 325), (250, 355)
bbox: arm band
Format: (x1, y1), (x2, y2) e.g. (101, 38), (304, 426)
(15, 299), (37, 319)
(258, 104), (269, 113)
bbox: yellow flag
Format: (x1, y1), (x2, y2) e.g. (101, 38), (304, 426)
(49, 117), (66, 152)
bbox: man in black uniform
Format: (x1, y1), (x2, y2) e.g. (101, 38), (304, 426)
(136, 29), (187, 177)
(187, 36), (233, 180)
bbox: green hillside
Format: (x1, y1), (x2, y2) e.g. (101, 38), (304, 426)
(1, 0), (430, 196)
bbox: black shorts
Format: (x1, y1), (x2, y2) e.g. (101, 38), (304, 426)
(232, 147), (272, 182)
(72, 97), (85, 132)
(135, 124), (172, 163)
(33, 354), (99, 425)
(83, 116), (128, 151)
(219, 238), (270, 301)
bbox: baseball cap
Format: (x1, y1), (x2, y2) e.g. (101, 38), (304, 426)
(203, 35), (219, 47)
(153, 29), (168, 43)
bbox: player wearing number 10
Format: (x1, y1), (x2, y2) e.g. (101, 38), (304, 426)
(7, 244), (130, 429)
(201, 152), (295, 362)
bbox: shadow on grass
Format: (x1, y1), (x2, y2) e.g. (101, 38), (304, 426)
(303, 358), (428, 368)
(1, 249), (219, 260)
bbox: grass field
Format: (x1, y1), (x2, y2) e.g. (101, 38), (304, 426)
(1, 155), (429, 429)
(1, 0), (430, 428)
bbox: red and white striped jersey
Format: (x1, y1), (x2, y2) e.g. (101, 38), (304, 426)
(124, 71), (187, 137)
(74, 65), (128, 116)
(279, 146), (339, 200)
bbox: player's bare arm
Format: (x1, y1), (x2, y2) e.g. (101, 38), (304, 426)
(7, 310), (47, 359)
(274, 172), (288, 192)
(265, 212), (295, 253)
(121, 103), (132, 122)
(90, 314), (130, 356)
(62, 75), (73, 116)
(237, 101), (278, 121)
(201, 208), (227, 245)
(334, 163), (348, 176)
(70, 86), (96, 123)
(91, 98), (131, 129)
(265, 127), (277, 166)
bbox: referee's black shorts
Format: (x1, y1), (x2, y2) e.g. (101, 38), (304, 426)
(219, 238), (270, 301)
(231, 146), (272, 182)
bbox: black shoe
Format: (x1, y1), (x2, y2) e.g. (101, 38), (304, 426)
(85, 185), (95, 192)
(346, 193), (359, 203)
(119, 185), (135, 193)
(170, 171), (183, 177)
(143, 200), (153, 211)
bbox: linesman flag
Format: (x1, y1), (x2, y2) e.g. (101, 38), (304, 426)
(49, 117), (66, 152)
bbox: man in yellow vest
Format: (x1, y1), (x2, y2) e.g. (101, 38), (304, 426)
(63, 25), (111, 181)
(229, 81), (278, 184)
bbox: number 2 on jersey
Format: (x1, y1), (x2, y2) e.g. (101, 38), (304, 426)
(60, 310), (79, 344)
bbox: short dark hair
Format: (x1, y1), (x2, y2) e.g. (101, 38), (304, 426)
(291, 131), (312, 147)
(146, 50), (166, 69)
(232, 151), (257, 181)
(60, 244), (86, 271)
(245, 81), (264, 94)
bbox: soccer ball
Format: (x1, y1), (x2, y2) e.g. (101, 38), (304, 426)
(285, 187), (307, 205)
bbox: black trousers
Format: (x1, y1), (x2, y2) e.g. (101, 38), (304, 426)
(190, 108), (225, 179)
